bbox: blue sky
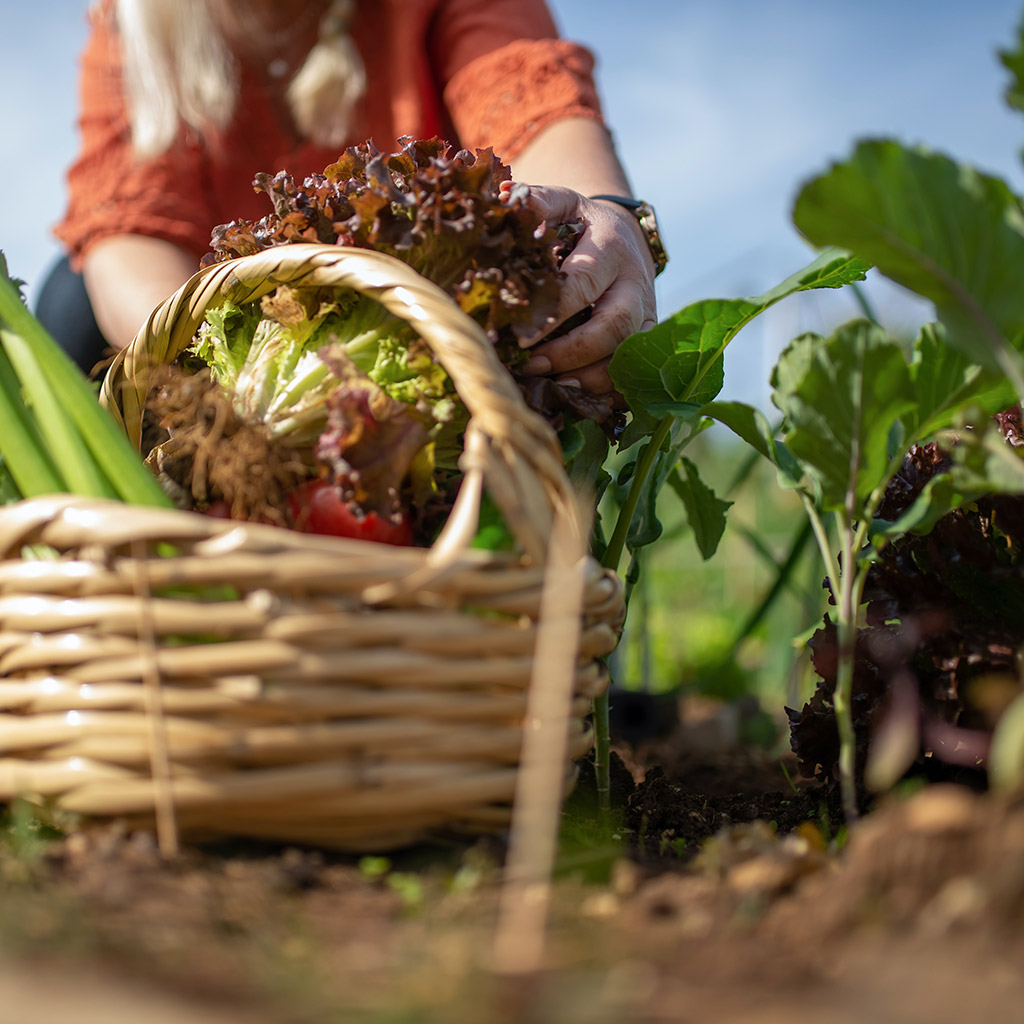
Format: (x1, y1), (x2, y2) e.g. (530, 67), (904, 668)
(3, 1), (1023, 404)
(553, 0), (1024, 401)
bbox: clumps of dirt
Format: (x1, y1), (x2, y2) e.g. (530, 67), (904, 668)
(585, 782), (1024, 1011)
(145, 367), (309, 525)
(612, 782), (1024, 948)
(625, 761), (824, 861)
(594, 699), (830, 864)
(2, 823), (410, 1012)
(774, 784), (1024, 939)
(4, 749), (1024, 1023)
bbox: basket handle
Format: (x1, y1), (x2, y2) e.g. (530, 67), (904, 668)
(101, 244), (576, 563)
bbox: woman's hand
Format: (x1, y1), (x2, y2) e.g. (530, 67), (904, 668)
(506, 183), (657, 395)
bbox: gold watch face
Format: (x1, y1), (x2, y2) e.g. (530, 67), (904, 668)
(634, 201), (668, 276)
(589, 195), (669, 276)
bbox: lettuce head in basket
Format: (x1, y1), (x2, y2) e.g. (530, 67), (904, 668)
(145, 138), (619, 546)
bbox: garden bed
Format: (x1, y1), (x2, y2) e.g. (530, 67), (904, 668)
(3, 700), (1022, 1023)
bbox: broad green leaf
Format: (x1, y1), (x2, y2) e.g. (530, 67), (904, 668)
(609, 298), (743, 414)
(907, 322), (1015, 440)
(771, 321), (917, 513)
(666, 457), (732, 560)
(793, 140), (1024, 379)
(756, 246), (874, 300)
(703, 400), (803, 487)
(610, 248), (870, 421)
(1000, 16), (1024, 117)
(645, 401), (704, 420)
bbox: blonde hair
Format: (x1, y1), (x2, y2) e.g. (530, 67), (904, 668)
(114, 0), (366, 159)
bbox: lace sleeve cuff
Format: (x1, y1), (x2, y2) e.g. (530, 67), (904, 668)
(443, 38), (604, 160)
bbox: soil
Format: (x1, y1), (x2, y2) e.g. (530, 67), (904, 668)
(3, 698), (1024, 1024)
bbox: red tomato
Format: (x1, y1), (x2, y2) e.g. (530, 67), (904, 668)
(205, 499), (232, 519)
(286, 480), (414, 546)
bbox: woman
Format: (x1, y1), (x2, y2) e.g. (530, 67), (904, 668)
(41, 0), (665, 393)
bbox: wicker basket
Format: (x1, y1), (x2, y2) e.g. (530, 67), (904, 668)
(0, 245), (623, 850)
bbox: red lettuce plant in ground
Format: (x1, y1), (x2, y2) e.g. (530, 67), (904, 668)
(788, 423), (1024, 797)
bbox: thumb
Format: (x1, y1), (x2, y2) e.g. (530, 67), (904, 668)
(518, 183), (582, 224)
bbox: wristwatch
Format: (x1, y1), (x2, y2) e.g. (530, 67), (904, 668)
(589, 194), (669, 276)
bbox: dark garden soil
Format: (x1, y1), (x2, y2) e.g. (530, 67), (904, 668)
(3, 698), (1024, 1024)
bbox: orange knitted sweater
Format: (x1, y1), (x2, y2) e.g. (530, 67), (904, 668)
(55, 0), (604, 268)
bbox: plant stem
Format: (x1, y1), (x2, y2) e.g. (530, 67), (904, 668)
(849, 282), (880, 325)
(826, 505), (875, 826)
(637, 552), (653, 692)
(592, 690), (612, 817)
(603, 414), (672, 574)
(800, 493), (840, 590)
(592, 413), (672, 815)
(832, 512), (860, 824)
(800, 493), (862, 820)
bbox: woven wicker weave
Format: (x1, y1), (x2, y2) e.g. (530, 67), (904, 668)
(0, 245), (623, 850)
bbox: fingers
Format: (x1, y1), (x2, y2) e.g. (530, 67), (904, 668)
(504, 182), (658, 395)
(554, 355), (614, 395)
(525, 273), (652, 371)
(546, 239), (615, 336)
(509, 184), (612, 343)
(506, 181), (581, 226)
